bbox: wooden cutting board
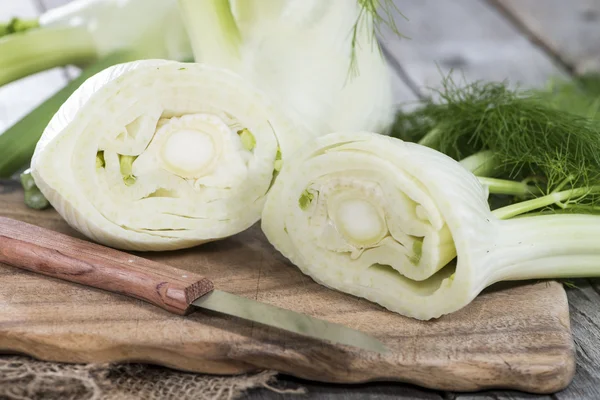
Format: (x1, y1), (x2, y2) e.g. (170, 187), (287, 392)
(0, 181), (575, 394)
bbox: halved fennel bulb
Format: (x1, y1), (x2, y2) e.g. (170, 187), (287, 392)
(262, 132), (600, 320)
(32, 60), (307, 251)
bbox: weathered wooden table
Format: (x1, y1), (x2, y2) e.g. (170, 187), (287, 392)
(1, 1), (599, 399)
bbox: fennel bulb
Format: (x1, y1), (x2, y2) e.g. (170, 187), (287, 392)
(179, 0), (396, 135)
(31, 60), (308, 251)
(261, 132), (600, 320)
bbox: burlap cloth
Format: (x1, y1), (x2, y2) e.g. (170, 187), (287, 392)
(0, 356), (305, 400)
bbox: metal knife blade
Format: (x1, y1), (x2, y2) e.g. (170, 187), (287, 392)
(194, 290), (388, 353)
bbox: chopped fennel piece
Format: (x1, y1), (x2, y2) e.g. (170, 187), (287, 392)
(20, 169), (50, 210)
(31, 60), (308, 251)
(261, 132), (600, 320)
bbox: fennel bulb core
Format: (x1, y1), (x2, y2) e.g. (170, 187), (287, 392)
(153, 114), (237, 180)
(328, 195), (387, 247)
(161, 129), (217, 178)
(131, 113), (250, 190)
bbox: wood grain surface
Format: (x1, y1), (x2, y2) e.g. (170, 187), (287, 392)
(493, 0), (600, 75)
(380, 0), (567, 96)
(0, 183), (575, 394)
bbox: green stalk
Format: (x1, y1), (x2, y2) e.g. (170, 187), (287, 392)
(0, 51), (139, 178)
(177, 0), (242, 72)
(478, 177), (542, 197)
(0, 26), (97, 86)
(486, 215), (600, 284)
(417, 127), (442, 148)
(492, 186), (600, 220)
(459, 150), (499, 177)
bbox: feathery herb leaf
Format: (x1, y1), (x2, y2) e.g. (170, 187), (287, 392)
(390, 74), (600, 214)
(349, 0), (408, 76)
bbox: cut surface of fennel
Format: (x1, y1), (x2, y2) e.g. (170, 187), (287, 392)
(32, 60), (308, 251)
(261, 132), (600, 320)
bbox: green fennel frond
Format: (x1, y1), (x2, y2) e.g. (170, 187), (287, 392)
(533, 73), (600, 121)
(349, 0), (408, 76)
(391, 74), (600, 214)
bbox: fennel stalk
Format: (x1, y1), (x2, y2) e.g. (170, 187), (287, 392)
(0, 18), (39, 38)
(0, 26), (96, 86)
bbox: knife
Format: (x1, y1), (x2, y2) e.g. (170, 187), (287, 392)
(0, 216), (387, 354)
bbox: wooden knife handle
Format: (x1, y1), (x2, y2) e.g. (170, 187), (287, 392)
(0, 217), (214, 315)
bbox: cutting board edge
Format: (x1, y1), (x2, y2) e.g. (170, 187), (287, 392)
(0, 327), (575, 394)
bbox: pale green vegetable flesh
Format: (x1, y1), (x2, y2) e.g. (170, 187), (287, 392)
(0, 27), (96, 85)
(20, 169), (49, 210)
(31, 60), (308, 251)
(237, 128), (256, 151)
(298, 190), (314, 210)
(178, 0), (395, 136)
(0, 0), (192, 86)
(96, 151), (105, 169)
(273, 148), (283, 172)
(261, 132), (600, 320)
(119, 155), (137, 186)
